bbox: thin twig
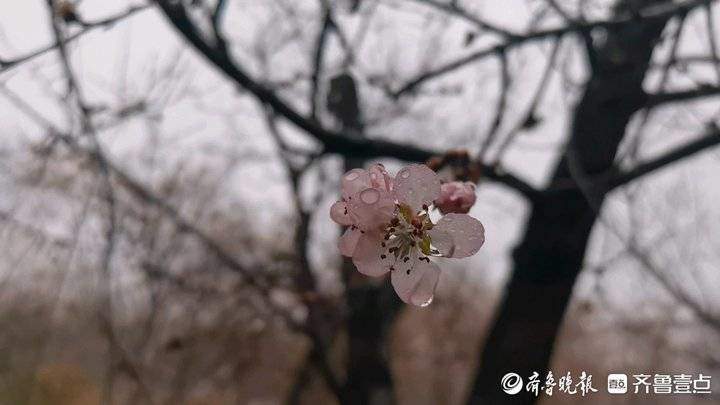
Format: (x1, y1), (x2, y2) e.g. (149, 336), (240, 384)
(493, 39), (561, 163)
(478, 50), (510, 160)
(405, 0), (518, 38)
(153, 0), (540, 200)
(392, 0), (714, 97)
(309, 2), (333, 121)
(0, 5), (149, 73)
(605, 124), (720, 191)
(705, 2), (720, 83)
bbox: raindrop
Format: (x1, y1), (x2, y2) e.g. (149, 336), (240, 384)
(416, 295), (434, 307)
(360, 189), (380, 204)
(400, 170), (410, 179)
(346, 172), (359, 181)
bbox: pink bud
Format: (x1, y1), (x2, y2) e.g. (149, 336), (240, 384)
(434, 181), (477, 214)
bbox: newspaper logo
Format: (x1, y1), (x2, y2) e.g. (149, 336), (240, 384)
(608, 374), (628, 394)
(501, 373), (523, 395)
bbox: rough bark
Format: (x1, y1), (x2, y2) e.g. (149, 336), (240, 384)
(467, 2), (673, 404)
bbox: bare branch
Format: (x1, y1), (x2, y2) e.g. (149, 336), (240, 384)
(544, 0), (574, 21)
(153, 0), (541, 199)
(606, 124), (720, 190)
(405, 0), (518, 38)
(392, 0), (715, 97)
(478, 50), (510, 160)
(643, 84), (720, 108)
(493, 39), (562, 162)
(309, 3), (333, 121)
(704, 2), (720, 83)
(0, 4), (149, 73)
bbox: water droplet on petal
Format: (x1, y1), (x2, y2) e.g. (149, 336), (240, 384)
(399, 169), (410, 179)
(417, 296), (433, 307)
(346, 172), (359, 181)
(360, 188), (380, 204)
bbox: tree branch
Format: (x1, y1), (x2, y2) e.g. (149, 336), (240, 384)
(0, 4), (149, 73)
(392, 0), (714, 98)
(606, 124), (720, 190)
(405, 0), (518, 39)
(153, 0), (541, 200)
(309, 3), (333, 121)
(643, 85), (720, 108)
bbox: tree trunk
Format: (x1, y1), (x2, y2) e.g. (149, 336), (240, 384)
(330, 72), (401, 405)
(467, 2), (673, 404)
(342, 283), (402, 405)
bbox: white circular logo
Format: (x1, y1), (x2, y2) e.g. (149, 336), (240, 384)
(501, 373), (523, 395)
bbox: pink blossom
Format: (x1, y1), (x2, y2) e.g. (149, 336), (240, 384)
(434, 181), (477, 214)
(330, 164), (485, 306)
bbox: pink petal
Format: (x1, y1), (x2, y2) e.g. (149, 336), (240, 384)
(368, 163), (393, 192)
(428, 213), (485, 258)
(338, 227), (362, 257)
(391, 258), (441, 306)
(341, 169), (372, 200)
(351, 232), (393, 277)
(393, 164), (441, 212)
(435, 181), (477, 214)
(347, 188), (396, 231)
(330, 201), (354, 225)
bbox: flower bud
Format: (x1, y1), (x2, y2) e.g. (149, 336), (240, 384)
(434, 181), (477, 214)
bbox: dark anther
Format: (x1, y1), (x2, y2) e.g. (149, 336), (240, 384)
(403, 257), (409, 262)
(381, 242), (386, 247)
(380, 254), (386, 259)
(422, 204), (428, 210)
(406, 269), (411, 275)
(390, 266), (395, 271)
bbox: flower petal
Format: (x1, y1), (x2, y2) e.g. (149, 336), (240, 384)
(391, 258), (440, 306)
(428, 213), (485, 258)
(330, 201), (354, 226)
(393, 164), (441, 212)
(347, 188), (396, 231)
(351, 231), (394, 277)
(341, 168), (372, 200)
(368, 163), (393, 192)
(338, 227), (362, 257)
